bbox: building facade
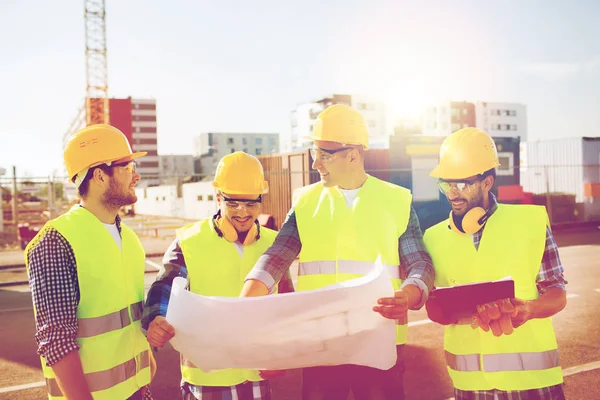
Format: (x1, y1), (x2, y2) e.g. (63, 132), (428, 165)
(421, 101), (476, 136)
(194, 132), (280, 175)
(475, 102), (527, 141)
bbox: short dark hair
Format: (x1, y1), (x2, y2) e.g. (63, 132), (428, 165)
(480, 168), (496, 186)
(77, 164), (114, 198)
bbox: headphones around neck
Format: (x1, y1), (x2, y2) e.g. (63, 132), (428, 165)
(448, 207), (491, 235)
(212, 211), (260, 245)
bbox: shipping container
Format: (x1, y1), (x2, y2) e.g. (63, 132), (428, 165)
(520, 137), (600, 203)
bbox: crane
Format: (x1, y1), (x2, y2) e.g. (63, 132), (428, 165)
(84, 0), (109, 126)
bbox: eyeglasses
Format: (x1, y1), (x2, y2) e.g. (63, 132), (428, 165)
(437, 178), (482, 194)
(309, 147), (351, 163)
(220, 194), (262, 211)
(111, 161), (136, 174)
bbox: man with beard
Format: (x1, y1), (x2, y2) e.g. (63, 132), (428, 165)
(142, 151), (293, 400)
(424, 128), (567, 400)
(240, 104), (434, 400)
(25, 124), (154, 400)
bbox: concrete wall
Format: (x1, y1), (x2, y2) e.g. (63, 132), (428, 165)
(134, 181), (217, 220)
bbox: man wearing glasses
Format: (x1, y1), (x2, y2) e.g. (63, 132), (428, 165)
(240, 104), (434, 400)
(424, 128), (567, 399)
(142, 152), (293, 400)
(26, 124), (154, 399)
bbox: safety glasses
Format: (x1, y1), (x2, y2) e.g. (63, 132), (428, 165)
(437, 177), (482, 194)
(309, 147), (351, 163)
(111, 161), (137, 174)
(220, 194), (262, 211)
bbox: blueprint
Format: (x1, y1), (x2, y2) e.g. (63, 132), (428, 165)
(166, 259), (397, 372)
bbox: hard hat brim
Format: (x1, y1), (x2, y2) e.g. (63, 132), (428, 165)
(302, 135), (370, 150)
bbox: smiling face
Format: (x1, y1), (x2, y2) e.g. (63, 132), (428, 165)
(439, 174), (494, 217)
(311, 140), (361, 188)
(217, 192), (262, 233)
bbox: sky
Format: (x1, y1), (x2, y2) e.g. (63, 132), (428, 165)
(1, 0), (599, 178)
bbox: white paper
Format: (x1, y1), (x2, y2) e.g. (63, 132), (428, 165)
(166, 259), (397, 372)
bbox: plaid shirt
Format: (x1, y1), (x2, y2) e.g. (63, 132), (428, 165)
(142, 222), (294, 399)
(246, 205), (435, 307)
(26, 214), (154, 399)
(181, 381), (271, 400)
(455, 196), (567, 400)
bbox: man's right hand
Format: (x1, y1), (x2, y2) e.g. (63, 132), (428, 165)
(147, 316), (175, 348)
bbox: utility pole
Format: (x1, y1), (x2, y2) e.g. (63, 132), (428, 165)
(12, 166), (18, 226)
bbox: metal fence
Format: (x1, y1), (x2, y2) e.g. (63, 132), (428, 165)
(1, 163), (599, 238)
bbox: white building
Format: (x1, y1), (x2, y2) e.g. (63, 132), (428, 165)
(159, 155), (195, 178)
(420, 101), (476, 136)
(134, 181), (218, 220)
(193, 132), (279, 174)
(290, 94), (388, 150)
(420, 101), (527, 140)
(475, 102), (527, 141)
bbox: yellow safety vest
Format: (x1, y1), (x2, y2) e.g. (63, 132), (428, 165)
(423, 204), (563, 391)
(293, 175), (412, 344)
(177, 219), (278, 387)
(25, 206), (151, 400)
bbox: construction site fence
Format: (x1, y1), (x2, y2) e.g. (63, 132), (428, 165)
(1, 163), (599, 234)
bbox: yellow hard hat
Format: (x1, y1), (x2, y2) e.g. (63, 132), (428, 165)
(430, 128), (500, 179)
(64, 124), (147, 182)
(212, 152), (269, 195)
(305, 104), (370, 149)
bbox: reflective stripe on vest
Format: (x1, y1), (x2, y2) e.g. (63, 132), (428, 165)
(298, 260), (401, 279)
(46, 350), (150, 397)
(445, 349), (560, 372)
(77, 302), (143, 338)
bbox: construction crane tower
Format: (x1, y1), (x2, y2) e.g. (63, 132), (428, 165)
(84, 0), (109, 126)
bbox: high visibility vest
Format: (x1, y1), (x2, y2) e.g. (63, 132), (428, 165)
(177, 219), (278, 387)
(25, 206), (151, 400)
(293, 175), (412, 345)
(423, 204), (563, 391)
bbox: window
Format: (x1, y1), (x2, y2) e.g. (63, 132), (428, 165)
(509, 110), (517, 116)
(230, 148), (235, 153)
(197, 195), (203, 201)
(162, 196), (166, 201)
(511, 124), (517, 130)
(227, 138), (234, 144)
(505, 124), (511, 130)
(242, 137), (247, 145)
(450, 108), (458, 117)
(357, 103), (367, 110)
(243, 148), (248, 152)
(497, 152), (514, 176)
(255, 148), (263, 155)
(207, 194), (214, 201)
(462, 109), (468, 115)
(269, 137), (277, 145)
(255, 138), (263, 145)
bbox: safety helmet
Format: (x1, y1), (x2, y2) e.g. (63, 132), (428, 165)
(304, 104), (370, 149)
(430, 128), (500, 179)
(64, 124), (146, 185)
(212, 152), (269, 195)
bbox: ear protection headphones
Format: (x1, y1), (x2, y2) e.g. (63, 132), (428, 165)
(212, 211), (260, 245)
(448, 207), (491, 235)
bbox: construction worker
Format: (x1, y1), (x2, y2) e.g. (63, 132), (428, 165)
(142, 151), (293, 400)
(424, 128), (568, 399)
(25, 124), (154, 400)
(241, 104), (434, 400)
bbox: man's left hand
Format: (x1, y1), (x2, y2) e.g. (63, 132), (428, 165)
(373, 289), (409, 320)
(259, 370), (286, 380)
